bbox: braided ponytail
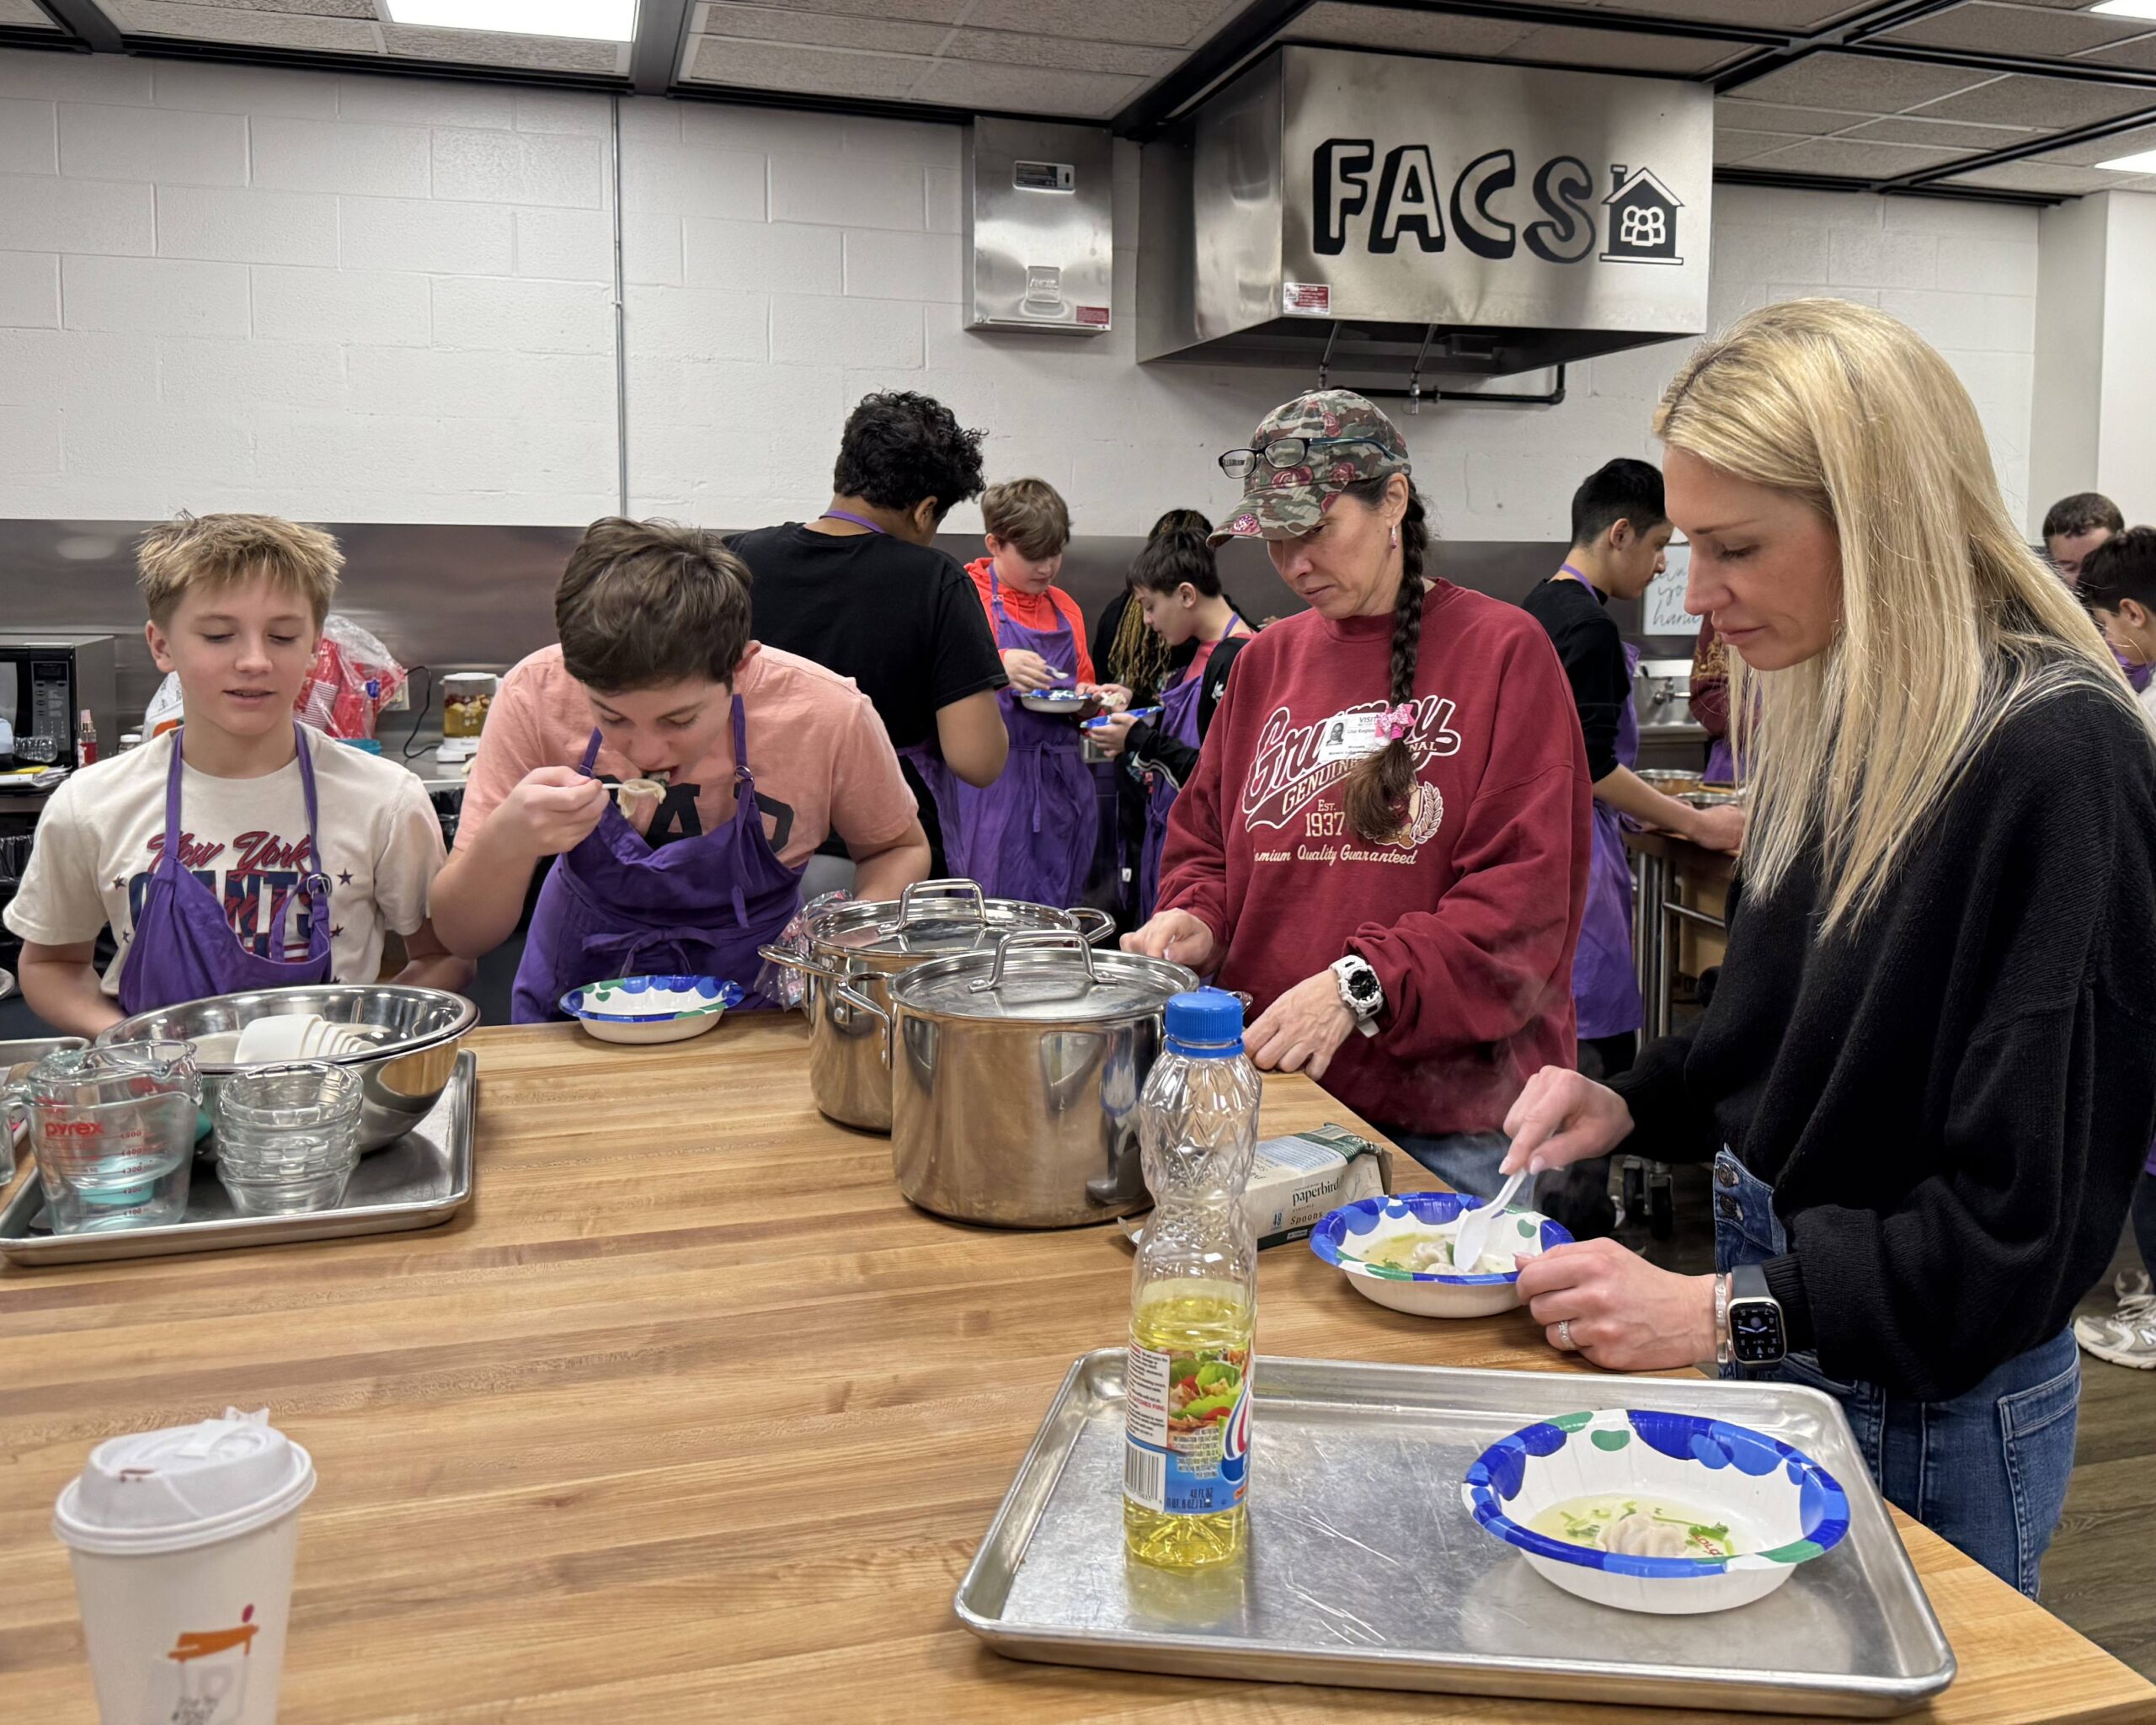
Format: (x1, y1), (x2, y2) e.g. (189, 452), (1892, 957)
(1106, 587), (1170, 695)
(1341, 481), (1431, 844)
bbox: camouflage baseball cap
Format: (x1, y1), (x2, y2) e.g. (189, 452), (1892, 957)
(1211, 389), (1412, 544)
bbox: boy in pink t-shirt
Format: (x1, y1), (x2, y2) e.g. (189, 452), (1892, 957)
(431, 518), (927, 1020)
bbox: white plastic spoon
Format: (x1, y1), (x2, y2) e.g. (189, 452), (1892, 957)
(1450, 1163), (1527, 1276)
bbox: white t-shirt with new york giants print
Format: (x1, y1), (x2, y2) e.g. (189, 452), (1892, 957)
(5, 724), (446, 996)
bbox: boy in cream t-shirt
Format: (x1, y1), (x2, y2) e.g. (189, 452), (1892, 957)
(6, 513), (467, 1034)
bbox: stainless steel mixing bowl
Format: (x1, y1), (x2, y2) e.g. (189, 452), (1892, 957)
(97, 985), (478, 1152)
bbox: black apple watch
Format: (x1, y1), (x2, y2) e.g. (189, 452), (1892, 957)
(1726, 1263), (1788, 1368)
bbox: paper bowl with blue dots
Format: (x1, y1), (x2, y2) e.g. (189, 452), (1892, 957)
(558, 975), (743, 1045)
(1309, 1191), (1572, 1318)
(1462, 1407), (1851, 1616)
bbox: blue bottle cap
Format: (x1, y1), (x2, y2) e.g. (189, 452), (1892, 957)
(1164, 987), (1244, 1057)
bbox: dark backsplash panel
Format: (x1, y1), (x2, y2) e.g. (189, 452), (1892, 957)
(0, 519), (1648, 726)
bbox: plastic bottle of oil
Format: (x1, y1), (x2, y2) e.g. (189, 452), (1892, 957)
(1123, 987), (1261, 1570)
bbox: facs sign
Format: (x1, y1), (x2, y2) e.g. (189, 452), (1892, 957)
(1268, 50), (1712, 332)
(1312, 143), (1684, 268)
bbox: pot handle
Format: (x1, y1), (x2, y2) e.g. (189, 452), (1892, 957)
(888, 877), (987, 933)
(968, 929), (1097, 995)
(755, 943), (845, 983)
(833, 978), (893, 1070)
(1065, 905), (1116, 948)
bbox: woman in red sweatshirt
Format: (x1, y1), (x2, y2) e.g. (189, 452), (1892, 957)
(1124, 390), (1592, 1198)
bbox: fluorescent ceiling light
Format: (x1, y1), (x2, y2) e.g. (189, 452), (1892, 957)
(383, 1), (634, 40)
(2095, 147), (2156, 172)
(2092, 0), (2156, 19)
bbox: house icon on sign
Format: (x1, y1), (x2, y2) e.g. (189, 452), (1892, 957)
(1600, 165), (1683, 265)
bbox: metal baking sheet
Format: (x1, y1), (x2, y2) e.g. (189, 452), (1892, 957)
(0, 1051), (474, 1267)
(958, 1352), (1955, 1717)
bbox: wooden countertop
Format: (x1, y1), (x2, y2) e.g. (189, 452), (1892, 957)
(3, 1019), (2150, 1724)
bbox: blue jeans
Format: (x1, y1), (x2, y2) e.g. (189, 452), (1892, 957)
(1714, 1149), (2079, 1599)
(1377, 1126), (1509, 1199)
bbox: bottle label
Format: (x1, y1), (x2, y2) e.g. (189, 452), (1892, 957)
(1123, 1340), (1251, 1515)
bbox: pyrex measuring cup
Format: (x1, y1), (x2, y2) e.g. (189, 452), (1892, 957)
(10, 1041), (201, 1234)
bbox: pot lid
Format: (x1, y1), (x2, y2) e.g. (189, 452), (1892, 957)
(892, 932), (1197, 1022)
(812, 879), (1075, 959)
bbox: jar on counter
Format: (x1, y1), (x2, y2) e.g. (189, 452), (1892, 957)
(441, 672), (498, 740)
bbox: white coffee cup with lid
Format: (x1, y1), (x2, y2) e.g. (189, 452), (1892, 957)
(53, 1407), (315, 1725)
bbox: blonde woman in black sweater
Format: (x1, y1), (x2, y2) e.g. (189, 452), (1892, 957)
(1501, 299), (2156, 1598)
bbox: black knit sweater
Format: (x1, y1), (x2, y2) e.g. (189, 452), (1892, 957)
(1609, 672), (2156, 1402)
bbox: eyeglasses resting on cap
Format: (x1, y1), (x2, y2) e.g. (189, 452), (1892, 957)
(1217, 436), (1397, 480)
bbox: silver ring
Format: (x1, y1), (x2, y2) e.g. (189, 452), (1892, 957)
(1557, 1319), (1575, 1350)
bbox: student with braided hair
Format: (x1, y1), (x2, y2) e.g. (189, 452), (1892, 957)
(1123, 391), (1592, 1198)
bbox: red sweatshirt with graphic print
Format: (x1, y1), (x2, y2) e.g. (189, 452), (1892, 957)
(1157, 582), (1591, 1136)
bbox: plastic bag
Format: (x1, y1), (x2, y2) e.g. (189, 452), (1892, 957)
(756, 889), (851, 1011)
(295, 616), (408, 740)
(143, 672), (184, 738)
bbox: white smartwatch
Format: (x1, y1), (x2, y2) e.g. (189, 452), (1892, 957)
(1330, 954), (1385, 1039)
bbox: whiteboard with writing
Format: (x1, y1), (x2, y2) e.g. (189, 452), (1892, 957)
(1642, 541), (1695, 638)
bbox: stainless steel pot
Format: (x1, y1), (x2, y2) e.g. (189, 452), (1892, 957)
(843, 930), (1196, 1229)
(759, 879), (1113, 1133)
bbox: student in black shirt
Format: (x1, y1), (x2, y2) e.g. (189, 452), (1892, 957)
(1091, 509), (1211, 925)
(735, 392), (1008, 876)
(1523, 459), (1742, 1081)
(1499, 299), (2156, 1599)
(1091, 525), (1252, 924)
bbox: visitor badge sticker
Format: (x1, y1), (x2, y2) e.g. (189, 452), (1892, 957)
(1314, 710), (1385, 765)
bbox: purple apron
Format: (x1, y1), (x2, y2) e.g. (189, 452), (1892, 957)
(1704, 734), (1737, 785)
(116, 724), (334, 1016)
(1575, 639), (1646, 1039)
(920, 571), (1096, 908)
(1135, 652), (1214, 923)
(510, 697), (803, 1022)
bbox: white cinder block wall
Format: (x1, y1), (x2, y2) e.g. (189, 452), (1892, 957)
(0, 49), (621, 525)
(0, 46), (2041, 539)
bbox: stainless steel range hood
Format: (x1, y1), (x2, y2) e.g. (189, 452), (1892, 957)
(1139, 47), (1713, 382)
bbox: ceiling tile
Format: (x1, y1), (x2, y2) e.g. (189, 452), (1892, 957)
(960, 0), (1242, 51)
(1742, 135), (1976, 174)
(214, 0), (374, 13)
(696, 3), (948, 56)
(694, 0), (965, 20)
(104, 2), (379, 51)
(0, 0), (58, 22)
(1880, 1), (2154, 56)
(2030, 118), (2156, 163)
(1499, 23), (1753, 74)
(1912, 71), (2156, 126)
(911, 56), (1145, 117)
(1943, 158), (2130, 191)
(1729, 51), (2000, 113)
(1587, 0), (1860, 23)
(2070, 35), (2156, 71)
(1287, 2), (1534, 60)
(1716, 128), (1796, 163)
(1837, 114), (2036, 146)
(683, 35), (930, 99)
(1717, 99), (1877, 133)
(939, 28), (1179, 77)
(1406, 0), (1858, 19)
(693, 0), (965, 20)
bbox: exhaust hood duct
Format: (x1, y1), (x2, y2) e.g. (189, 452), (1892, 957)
(967, 118), (1114, 337)
(1138, 47), (1712, 383)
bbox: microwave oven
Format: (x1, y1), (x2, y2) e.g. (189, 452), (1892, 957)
(0, 635), (118, 770)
